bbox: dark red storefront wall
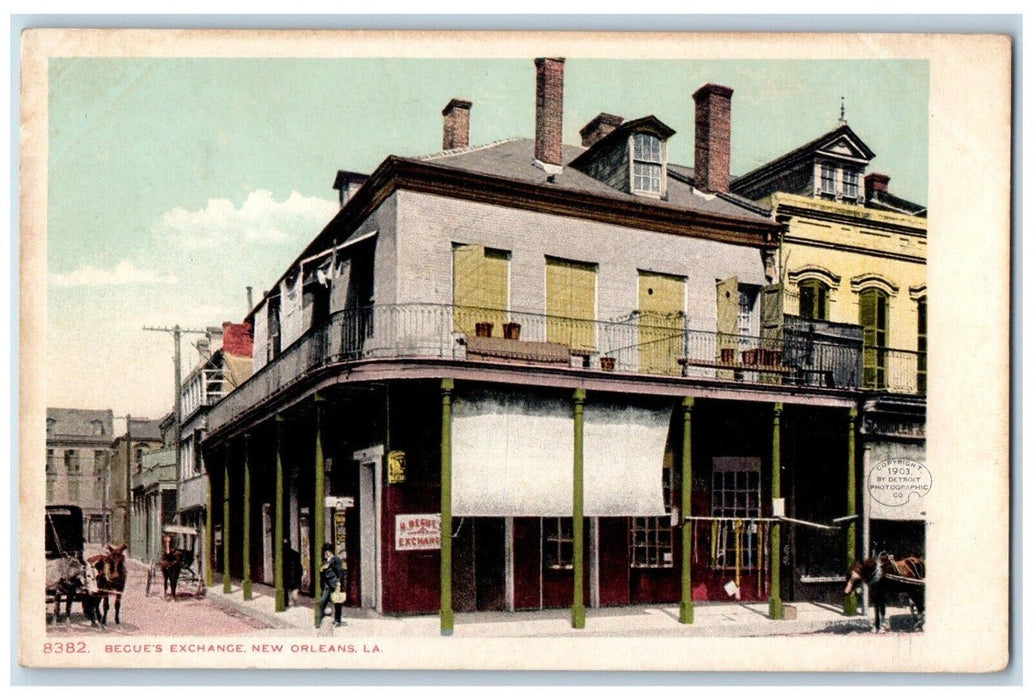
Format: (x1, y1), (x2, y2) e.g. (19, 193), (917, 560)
(380, 483), (440, 614)
(597, 518), (630, 606)
(512, 518), (541, 610)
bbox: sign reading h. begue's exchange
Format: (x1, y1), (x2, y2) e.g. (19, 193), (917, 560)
(395, 514), (441, 551)
(868, 458), (932, 510)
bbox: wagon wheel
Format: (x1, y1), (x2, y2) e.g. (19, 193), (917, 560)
(145, 563), (154, 597)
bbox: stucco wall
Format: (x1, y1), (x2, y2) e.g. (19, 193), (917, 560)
(394, 190), (768, 330)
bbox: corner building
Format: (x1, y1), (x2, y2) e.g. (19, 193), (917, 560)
(203, 59), (888, 628)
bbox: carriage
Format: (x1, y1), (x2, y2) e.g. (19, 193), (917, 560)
(145, 524), (206, 598)
(45, 505), (88, 622)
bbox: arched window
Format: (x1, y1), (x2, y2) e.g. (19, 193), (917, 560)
(798, 279), (831, 321)
(859, 288), (889, 389)
(917, 296), (927, 395)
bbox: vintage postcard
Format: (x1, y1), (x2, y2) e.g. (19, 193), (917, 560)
(18, 29), (1011, 672)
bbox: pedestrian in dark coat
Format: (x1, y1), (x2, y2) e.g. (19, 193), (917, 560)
(319, 542), (346, 626)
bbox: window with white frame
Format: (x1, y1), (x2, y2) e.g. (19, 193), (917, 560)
(710, 457), (762, 571)
(629, 464), (674, 568)
(543, 517), (574, 570)
(842, 169), (859, 200)
(632, 133), (663, 195)
(820, 164), (836, 197)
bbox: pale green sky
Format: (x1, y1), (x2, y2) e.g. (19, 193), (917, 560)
(46, 57), (928, 419)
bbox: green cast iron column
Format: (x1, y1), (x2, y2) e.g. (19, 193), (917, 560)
(769, 402), (783, 620)
(572, 388), (586, 630)
(844, 406), (859, 616)
(679, 396), (695, 624)
(274, 415), (286, 612)
(313, 395), (326, 628)
(440, 379), (454, 636)
(242, 433), (252, 601)
(205, 466), (214, 588)
(223, 449), (231, 593)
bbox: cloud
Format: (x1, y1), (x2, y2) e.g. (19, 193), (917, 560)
(49, 260), (178, 287)
(158, 189), (338, 251)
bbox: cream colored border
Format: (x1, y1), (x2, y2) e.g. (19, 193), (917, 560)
(18, 30), (1012, 672)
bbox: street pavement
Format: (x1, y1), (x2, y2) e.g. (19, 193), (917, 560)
(45, 557), (269, 637)
(46, 557), (920, 638)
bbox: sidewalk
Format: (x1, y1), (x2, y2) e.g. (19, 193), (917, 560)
(206, 584), (874, 637)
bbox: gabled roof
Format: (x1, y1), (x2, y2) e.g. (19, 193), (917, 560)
(731, 124), (876, 194)
(46, 408), (113, 438)
(568, 115), (676, 170)
(418, 137), (771, 223)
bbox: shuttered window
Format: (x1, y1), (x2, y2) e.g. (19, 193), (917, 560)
(546, 257), (597, 352)
(453, 244), (509, 335)
(859, 288), (889, 389)
(798, 279), (830, 321)
(917, 297), (927, 394)
(638, 271), (686, 375)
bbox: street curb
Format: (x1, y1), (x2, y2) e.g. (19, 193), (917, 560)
(206, 591), (299, 630)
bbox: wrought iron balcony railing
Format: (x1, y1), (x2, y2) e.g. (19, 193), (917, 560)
(208, 304), (922, 429)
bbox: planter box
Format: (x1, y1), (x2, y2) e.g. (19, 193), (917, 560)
(720, 348), (736, 364)
(600, 356), (616, 371)
(742, 349), (759, 365)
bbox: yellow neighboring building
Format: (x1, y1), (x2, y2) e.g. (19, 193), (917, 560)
(731, 124), (927, 394)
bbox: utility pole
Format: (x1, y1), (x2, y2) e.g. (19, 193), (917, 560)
(143, 325), (208, 488)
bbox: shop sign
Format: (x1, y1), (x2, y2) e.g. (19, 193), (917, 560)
(325, 496), (354, 509)
(395, 513), (440, 551)
(388, 450), (407, 484)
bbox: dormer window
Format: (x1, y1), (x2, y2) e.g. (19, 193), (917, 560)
(820, 163), (836, 198)
(842, 169), (859, 201)
(632, 133), (663, 195)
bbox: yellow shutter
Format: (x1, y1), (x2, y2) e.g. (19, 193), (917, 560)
(453, 245), (508, 335)
(453, 244), (484, 334)
(715, 277), (739, 376)
(638, 271), (685, 375)
(546, 258), (596, 351)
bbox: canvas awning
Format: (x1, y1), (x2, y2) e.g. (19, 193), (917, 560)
(451, 388), (670, 517)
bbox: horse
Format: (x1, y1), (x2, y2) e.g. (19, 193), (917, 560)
(160, 534), (183, 601)
(88, 544), (128, 625)
(846, 554), (925, 632)
(45, 555), (101, 626)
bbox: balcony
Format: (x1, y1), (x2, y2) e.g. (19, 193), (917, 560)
(132, 448), (177, 491)
(210, 304), (933, 429)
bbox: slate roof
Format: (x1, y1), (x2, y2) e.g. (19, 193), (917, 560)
(46, 408), (113, 439)
(415, 137), (773, 224)
(121, 418), (162, 442)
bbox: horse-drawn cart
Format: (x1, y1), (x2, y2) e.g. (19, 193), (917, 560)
(146, 525), (206, 599)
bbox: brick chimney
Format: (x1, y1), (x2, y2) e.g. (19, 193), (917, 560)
(865, 172), (890, 197)
(693, 83), (734, 193)
(534, 57), (565, 168)
(442, 98), (472, 150)
(579, 113), (624, 148)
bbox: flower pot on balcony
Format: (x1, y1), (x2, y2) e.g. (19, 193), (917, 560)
(720, 348), (736, 364)
(474, 322), (493, 338)
(768, 350), (783, 367)
(502, 322), (521, 340)
(742, 349), (759, 366)
(600, 356), (616, 371)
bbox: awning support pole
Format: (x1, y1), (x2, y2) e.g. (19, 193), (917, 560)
(205, 465), (214, 588)
(313, 395), (326, 628)
(222, 448), (231, 594)
(242, 433), (252, 601)
(440, 379), (455, 636)
(769, 402), (784, 620)
(274, 415), (286, 612)
(844, 406), (859, 616)
(572, 388), (586, 630)
(679, 396), (695, 624)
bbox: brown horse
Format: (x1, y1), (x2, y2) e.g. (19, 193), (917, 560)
(87, 544), (128, 625)
(846, 554), (925, 632)
(160, 535), (183, 601)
